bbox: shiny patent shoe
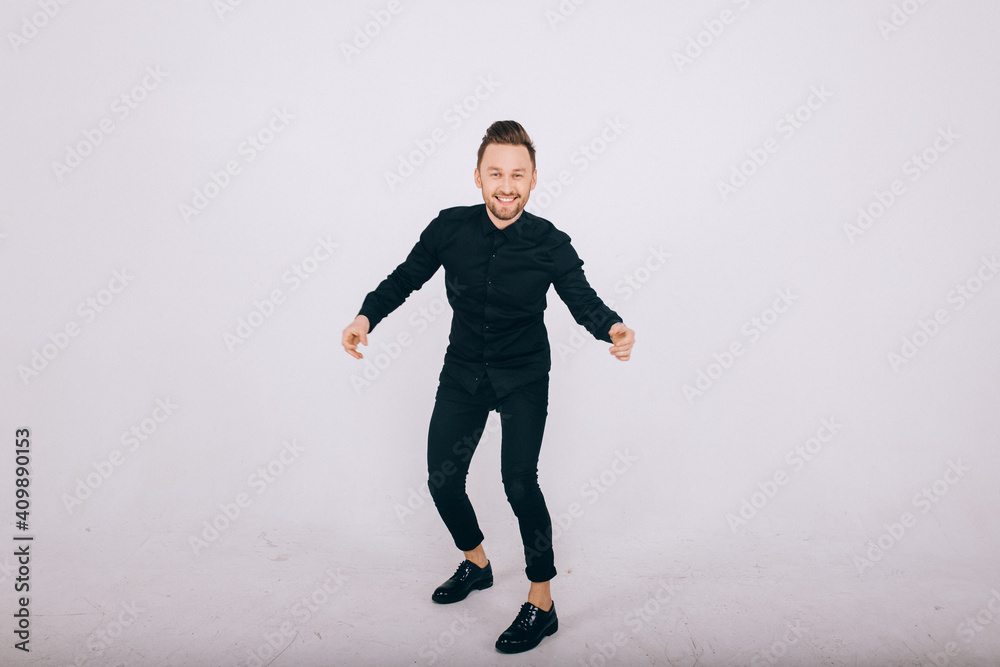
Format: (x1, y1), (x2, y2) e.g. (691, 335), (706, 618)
(431, 560), (492, 603)
(495, 601), (558, 653)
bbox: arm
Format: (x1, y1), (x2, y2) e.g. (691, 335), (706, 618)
(342, 220), (441, 359)
(357, 219), (442, 333)
(551, 234), (635, 361)
(551, 234), (622, 343)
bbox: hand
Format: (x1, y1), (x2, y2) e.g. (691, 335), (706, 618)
(608, 322), (635, 361)
(342, 315), (370, 359)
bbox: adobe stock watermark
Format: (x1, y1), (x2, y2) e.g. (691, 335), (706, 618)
(340, 0), (407, 62)
(61, 397), (179, 514)
(726, 417), (843, 533)
(241, 568), (349, 667)
(682, 288), (797, 403)
(189, 439), (306, 556)
(748, 619), (810, 666)
(887, 253), (998, 372)
(66, 600), (144, 665)
(717, 85), (833, 202)
(214, 0), (247, 20)
(844, 126), (959, 244)
(878, 0), (931, 39)
(179, 107), (294, 223)
(853, 459), (970, 575)
(350, 275), (467, 393)
(224, 235), (339, 351)
(524, 116), (627, 216)
(927, 588), (1000, 666)
(7, 0), (73, 53)
(606, 245), (670, 307)
(17, 269), (134, 385)
(523, 449), (639, 567)
(579, 577), (681, 666)
(51, 65), (167, 182)
(544, 0), (590, 30)
(672, 0), (764, 73)
(417, 609), (478, 665)
(393, 412), (504, 524)
(384, 75), (501, 192)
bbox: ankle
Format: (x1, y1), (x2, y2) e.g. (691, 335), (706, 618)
(463, 545), (488, 568)
(527, 594), (552, 611)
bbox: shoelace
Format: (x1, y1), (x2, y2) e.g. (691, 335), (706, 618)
(452, 561), (478, 579)
(512, 603), (536, 630)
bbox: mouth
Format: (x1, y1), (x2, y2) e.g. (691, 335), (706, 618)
(494, 195), (517, 206)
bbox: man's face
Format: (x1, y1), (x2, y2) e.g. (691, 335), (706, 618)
(474, 143), (537, 225)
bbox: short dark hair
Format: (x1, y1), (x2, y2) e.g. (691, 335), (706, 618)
(477, 120), (536, 171)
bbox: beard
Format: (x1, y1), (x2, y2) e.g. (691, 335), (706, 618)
(484, 192), (529, 221)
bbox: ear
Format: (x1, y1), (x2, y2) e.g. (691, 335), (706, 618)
(529, 169), (538, 191)
(474, 167), (483, 189)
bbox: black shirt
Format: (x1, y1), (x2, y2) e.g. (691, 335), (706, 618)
(357, 204), (623, 398)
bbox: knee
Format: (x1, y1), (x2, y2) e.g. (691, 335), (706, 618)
(427, 468), (463, 499)
(502, 474), (540, 507)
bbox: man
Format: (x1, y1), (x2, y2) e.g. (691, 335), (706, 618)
(342, 120), (635, 654)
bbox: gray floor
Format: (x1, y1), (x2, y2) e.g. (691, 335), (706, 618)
(19, 518), (1000, 666)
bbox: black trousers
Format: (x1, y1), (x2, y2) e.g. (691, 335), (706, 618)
(426, 368), (556, 583)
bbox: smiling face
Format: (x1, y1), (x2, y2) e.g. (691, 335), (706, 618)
(474, 143), (537, 227)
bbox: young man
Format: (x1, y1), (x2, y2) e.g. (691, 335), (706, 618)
(342, 121), (635, 653)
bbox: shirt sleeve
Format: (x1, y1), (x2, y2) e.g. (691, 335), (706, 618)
(551, 233), (623, 344)
(357, 217), (442, 333)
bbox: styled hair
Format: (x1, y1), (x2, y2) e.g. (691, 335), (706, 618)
(477, 120), (536, 170)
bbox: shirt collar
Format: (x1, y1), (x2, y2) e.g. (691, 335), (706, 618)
(479, 204), (527, 241)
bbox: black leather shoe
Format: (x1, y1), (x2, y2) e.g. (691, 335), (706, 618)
(431, 560), (493, 603)
(495, 601), (558, 653)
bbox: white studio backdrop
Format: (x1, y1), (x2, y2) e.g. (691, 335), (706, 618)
(2, 1), (1000, 665)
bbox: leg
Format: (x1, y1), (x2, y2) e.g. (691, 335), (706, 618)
(494, 377), (560, 653)
(463, 543), (488, 569)
(497, 375), (556, 593)
(426, 370), (492, 556)
(528, 580), (552, 612)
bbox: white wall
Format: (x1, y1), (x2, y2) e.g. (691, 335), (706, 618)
(2, 0), (999, 662)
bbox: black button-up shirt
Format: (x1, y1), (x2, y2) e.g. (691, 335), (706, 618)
(357, 204), (623, 398)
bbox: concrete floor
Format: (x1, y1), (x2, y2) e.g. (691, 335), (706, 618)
(17, 519), (1000, 666)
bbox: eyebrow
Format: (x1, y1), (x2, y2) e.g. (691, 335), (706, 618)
(485, 166), (528, 172)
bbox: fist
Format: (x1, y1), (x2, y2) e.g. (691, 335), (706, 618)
(608, 322), (635, 361)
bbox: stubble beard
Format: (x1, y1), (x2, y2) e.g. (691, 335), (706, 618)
(485, 192), (529, 221)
